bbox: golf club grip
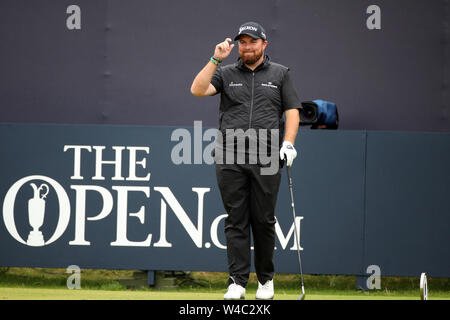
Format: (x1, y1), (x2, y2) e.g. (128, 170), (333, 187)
(286, 165), (293, 187)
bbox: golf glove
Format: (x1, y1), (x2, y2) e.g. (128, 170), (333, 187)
(280, 141), (297, 167)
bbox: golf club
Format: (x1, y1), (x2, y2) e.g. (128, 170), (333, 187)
(286, 164), (306, 300)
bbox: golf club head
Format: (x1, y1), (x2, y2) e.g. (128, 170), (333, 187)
(297, 286), (306, 300)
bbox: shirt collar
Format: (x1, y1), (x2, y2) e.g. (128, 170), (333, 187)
(236, 55), (270, 72)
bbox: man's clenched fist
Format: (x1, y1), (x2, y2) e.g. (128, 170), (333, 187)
(214, 38), (235, 61)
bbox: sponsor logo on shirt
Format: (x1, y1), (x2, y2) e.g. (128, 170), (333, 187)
(229, 82), (243, 87)
(261, 82), (278, 89)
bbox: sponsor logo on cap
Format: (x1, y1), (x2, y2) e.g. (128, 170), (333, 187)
(239, 26), (258, 34)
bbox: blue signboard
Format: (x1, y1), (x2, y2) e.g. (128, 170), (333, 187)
(2, 124), (449, 277)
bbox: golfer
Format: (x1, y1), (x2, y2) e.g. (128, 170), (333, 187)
(191, 22), (301, 299)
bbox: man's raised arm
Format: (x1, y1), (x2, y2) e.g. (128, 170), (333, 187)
(190, 38), (234, 97)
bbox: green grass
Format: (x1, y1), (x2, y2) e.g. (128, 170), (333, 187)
(0, 267), (449, 300)
(0, 267), (131, 290)
(1, 286), (449, 300)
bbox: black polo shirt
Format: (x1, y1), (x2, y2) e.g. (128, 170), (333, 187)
(211, 55), (302, 133)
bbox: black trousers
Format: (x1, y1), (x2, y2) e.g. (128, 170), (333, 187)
(216, 163), (282, 287)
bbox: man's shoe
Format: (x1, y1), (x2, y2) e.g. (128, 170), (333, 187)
(255, 279), (274, 300)
(224, 283), (245, 300)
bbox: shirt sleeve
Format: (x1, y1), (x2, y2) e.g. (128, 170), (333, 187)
(281, 69), (302, 111)
(210, 67), (223, 94)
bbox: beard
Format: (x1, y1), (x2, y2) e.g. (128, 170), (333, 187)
(240, 49), (264, 65)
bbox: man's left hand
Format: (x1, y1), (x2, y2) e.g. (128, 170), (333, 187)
(280, 141), (297, 167)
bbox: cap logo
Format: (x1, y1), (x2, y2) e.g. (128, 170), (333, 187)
(239, 26), (258, 34)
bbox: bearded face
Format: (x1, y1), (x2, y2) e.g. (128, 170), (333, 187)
(237, 35), (267, 67)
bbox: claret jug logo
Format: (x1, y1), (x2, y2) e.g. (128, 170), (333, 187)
(3, 175), (71, 247)
(27, 182), (49, 245)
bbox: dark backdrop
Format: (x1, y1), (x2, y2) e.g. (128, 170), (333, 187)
(1, 0), (449, 131)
